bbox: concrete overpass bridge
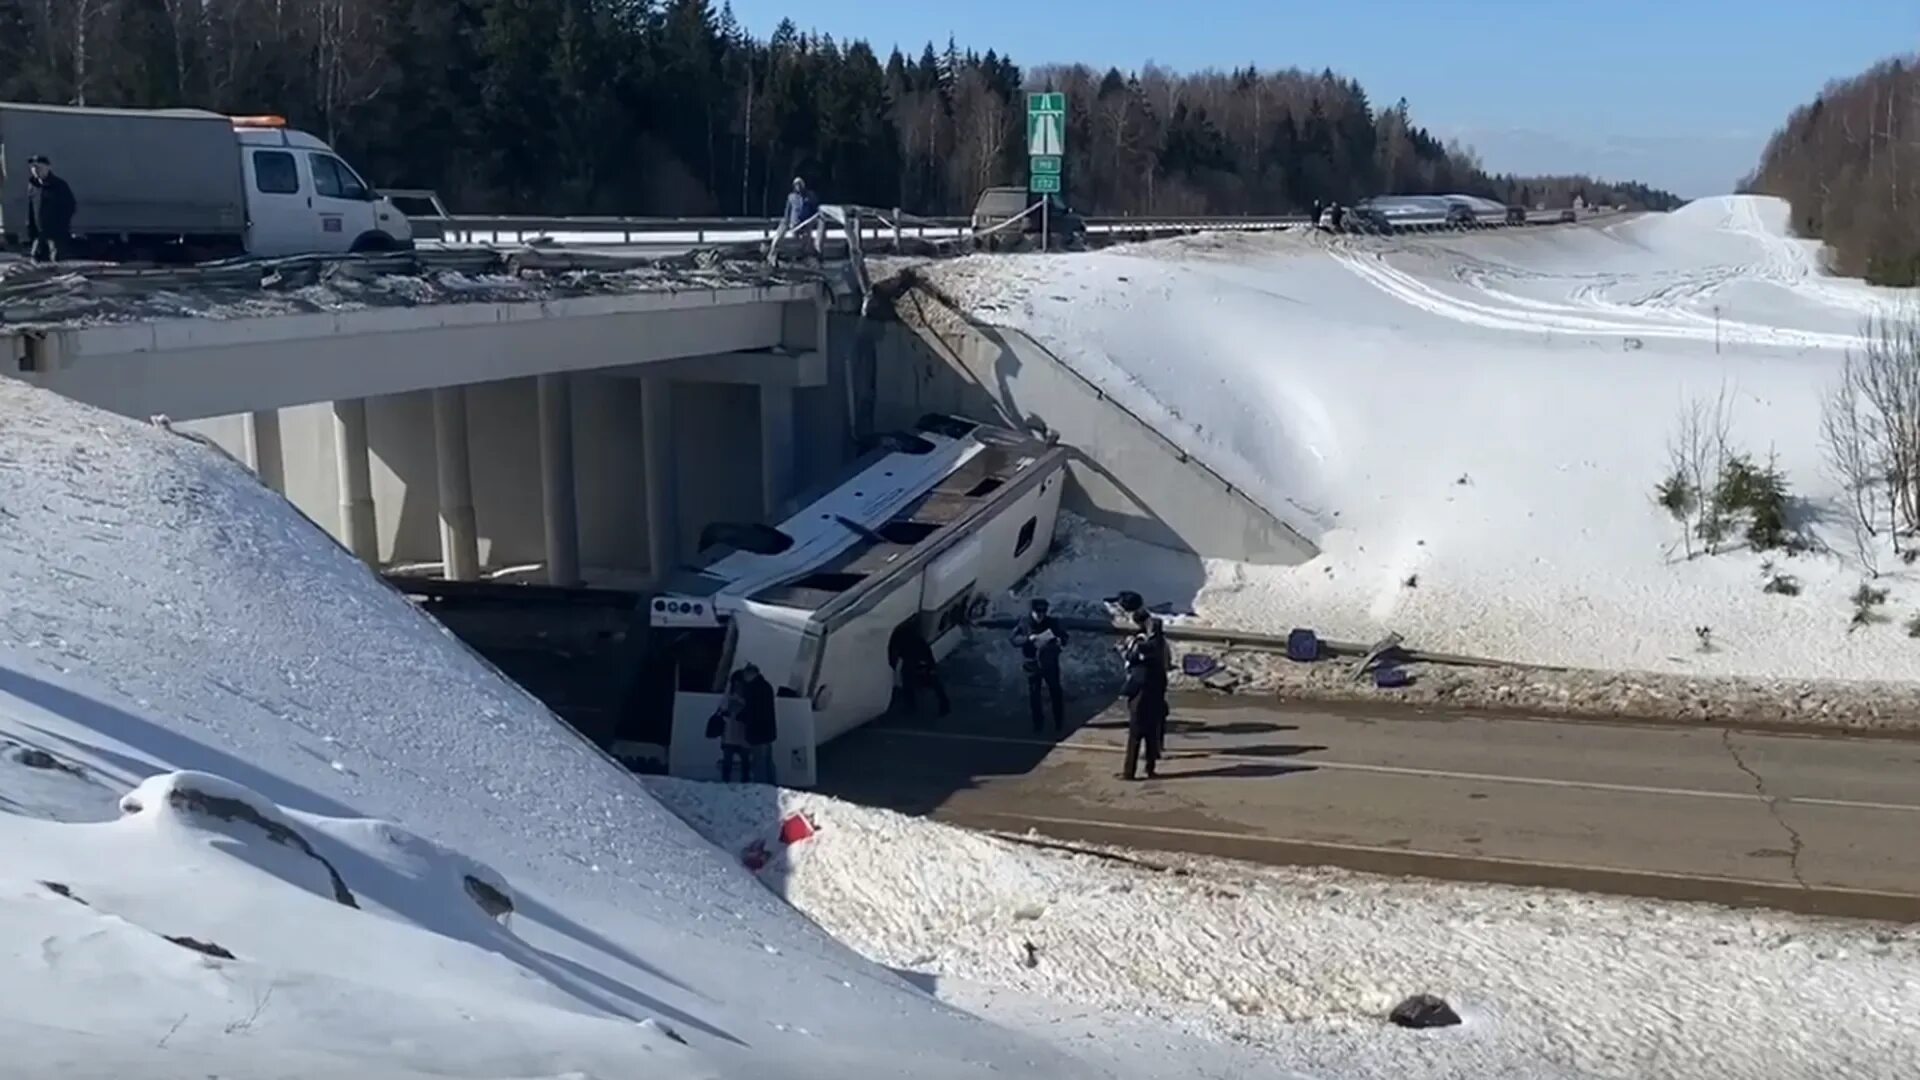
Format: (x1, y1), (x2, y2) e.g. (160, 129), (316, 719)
(2, 258), (848, 590)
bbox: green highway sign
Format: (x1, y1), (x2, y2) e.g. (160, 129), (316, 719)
(1029, 173), (1061, 195)
(1031, 155), (1062, 175)
(1027, 92), (1066, 157)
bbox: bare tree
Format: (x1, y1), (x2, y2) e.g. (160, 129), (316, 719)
(1665, 383), (1737, 555)
(1824, 305), (1920, 568)
(1822, 370), (1883, 575)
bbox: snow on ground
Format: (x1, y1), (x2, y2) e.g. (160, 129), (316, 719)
(0, 379), (1232, 1078)
(928, 197), (1920, 682)
(651, 778), (1920, 1080)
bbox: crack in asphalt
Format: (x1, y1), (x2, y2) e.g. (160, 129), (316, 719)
(1723, 729), (1809, 889)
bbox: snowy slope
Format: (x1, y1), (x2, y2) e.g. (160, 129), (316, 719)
(0, 379), (1143, 1078)
(652, 779), (1920, 1080)
(930, 197), (1920, 680)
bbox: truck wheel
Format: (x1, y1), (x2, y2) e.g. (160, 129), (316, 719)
(350, 232), (396, 254)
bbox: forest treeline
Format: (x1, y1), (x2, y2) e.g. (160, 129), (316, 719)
(1749, 54), (1920, 285)
(1, 0), (1681, 218)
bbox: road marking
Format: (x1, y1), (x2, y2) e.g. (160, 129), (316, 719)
(952, 808), (1920, 904)
(878, 727), (1920, 815)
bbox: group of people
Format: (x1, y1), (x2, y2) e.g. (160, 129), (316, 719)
(1010, 597), (1172, 782)
(710, 593), (1177, 787)
(16, 154), (76, 263)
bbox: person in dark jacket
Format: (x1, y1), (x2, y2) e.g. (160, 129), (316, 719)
(889, 619), (950, 717)
(25, 155), (77, 263)
(710, 663), (779, 783)
(1010, 597), (1069, 732)
(1120, 610), (1171, 780)
(738, 663), (778, 782)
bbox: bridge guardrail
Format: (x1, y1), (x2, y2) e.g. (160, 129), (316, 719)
(407, 206), (1606, 247)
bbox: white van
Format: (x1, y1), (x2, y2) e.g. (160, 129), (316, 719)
(234, 118), (414, 258)
(0, 103), (412, 261)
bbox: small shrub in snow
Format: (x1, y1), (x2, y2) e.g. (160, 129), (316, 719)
(1654, 470), (1699, 558)
(1695, 625), (1716, 653)
(1906, 613), (1920, 639)
(1661, 387), (1744, 557)
(1850, 584), (1891, 631)
(1713, 453), (1794, 552)
(1661, 393), (1804, 558)
(1763, 573), (1802, 597)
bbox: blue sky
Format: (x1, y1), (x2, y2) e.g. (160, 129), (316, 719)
(725, 0), (1920, 198)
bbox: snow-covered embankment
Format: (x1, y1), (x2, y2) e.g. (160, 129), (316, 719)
(929, 197), (1920, 691)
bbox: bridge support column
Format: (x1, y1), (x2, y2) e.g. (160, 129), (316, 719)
(537, 373), (581, 587)
(432, 386), (480, 582)
(331, 398), (378, 563)
(243, 409), (285, 493)
(641, 376), (679, 582)
(759, 384), (796, 518)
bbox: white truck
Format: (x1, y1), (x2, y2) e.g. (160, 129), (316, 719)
(0, 102), (412, 262)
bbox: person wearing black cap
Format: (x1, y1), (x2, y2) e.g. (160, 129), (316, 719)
(1010, 597), (1069, 732)
(1120, 609), (1171, 780)
(25, 155), (77, 263)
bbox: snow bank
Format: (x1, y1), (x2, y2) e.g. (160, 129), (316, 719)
(6, 771), (714, 1077)
(0, 379), (1112, 1078)
(649, 778), (1920, 1080)
(928, 197), (1920, 682)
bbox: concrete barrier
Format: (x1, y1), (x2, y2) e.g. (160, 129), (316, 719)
(865, 279), (1318, 565)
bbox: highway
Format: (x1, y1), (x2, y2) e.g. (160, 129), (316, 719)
(817, 688), (1920, 921)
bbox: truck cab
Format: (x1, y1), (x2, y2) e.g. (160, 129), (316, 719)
(234, 118), (412, 257)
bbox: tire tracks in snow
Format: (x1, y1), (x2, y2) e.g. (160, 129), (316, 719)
(1329, 243), (1862, 352)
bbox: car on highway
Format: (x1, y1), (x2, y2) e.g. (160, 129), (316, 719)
(1505, 205), (1528, 225)
(1558, 208), (1578, 223)
(971, 186), (1086, 249)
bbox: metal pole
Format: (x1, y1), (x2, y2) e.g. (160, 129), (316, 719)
(1042, 197), (1050, 253)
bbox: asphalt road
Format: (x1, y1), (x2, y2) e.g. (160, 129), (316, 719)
(817, 689), (1920, 921)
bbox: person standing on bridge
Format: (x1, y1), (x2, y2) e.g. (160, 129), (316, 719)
(1010, 597), (1069, 733)
(768, 176), (819, 267)
(25, 155), (77, 263)
(1120, 609), (1171, 780)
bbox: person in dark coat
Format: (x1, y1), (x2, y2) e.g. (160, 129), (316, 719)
(709, 663), (779, 783)
(25, 155), (77, 263)
(738, 663), (778, 782)
(1120, 610), (1171, 780)
(889, 619), (950, 717)
(1010, 597), (1069, 732)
